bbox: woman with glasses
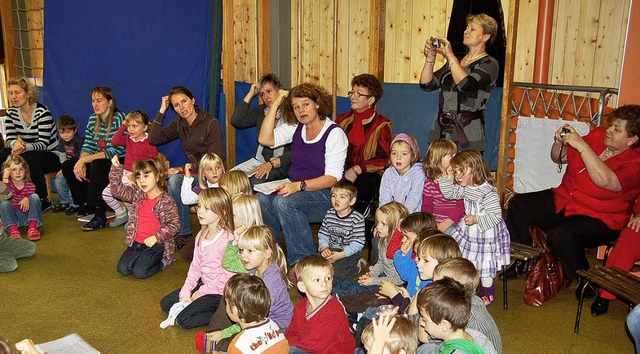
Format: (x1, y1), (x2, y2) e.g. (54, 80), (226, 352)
(230, 73), (293, 184)
(420, 13), (499, 152)
(335, 74), (392, 214)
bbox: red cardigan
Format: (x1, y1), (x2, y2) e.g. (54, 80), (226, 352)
(553, 127), (640, 230)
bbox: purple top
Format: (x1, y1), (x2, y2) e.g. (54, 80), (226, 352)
(255, 262), (294, 330)
(288, 123), (340, 181)
(422, 178), (465, 223)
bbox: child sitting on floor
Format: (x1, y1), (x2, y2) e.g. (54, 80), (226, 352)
(318, 180), (365, 281)
(286, 254), (355, 354)
(51, 114), (85, 214)
(417, 277), (497, 354)
(196, 273), (289, 354)
(0, 155), (42, 241)
(109, 156), (180, 278)
(379, 133), (426, 213)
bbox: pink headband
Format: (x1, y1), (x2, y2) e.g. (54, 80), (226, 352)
(391, 133), (417, 152)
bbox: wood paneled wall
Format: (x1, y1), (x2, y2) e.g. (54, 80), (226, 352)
(227, 0), (629, 93)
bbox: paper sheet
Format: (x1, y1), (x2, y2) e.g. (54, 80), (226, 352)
(230, 158), (262, 175)
(252, 178), (291, 195)
(36, 333), (100, 354)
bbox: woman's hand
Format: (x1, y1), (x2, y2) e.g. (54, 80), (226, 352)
(111, 155), (121, 168)
(73, 159), (87, 181)
(253, 162), (273, 180)
(557, 125), (589, 152)
(244, 83), (259, 102)
(628, 215), (640, 232)
(191, 290), (202, 302)
(270, 89), (289, 110)
(19, 197), (29, 212)
(159, 95), (170, 114)
(344, 166), (360, 182)
(275, 181), (300, 197)
(423, 38), (437, 61)
(184, 163), (193, 178)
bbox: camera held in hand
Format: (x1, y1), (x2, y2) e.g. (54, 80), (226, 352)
(560, 127), (570, 137)
(430, 37), (442, 48)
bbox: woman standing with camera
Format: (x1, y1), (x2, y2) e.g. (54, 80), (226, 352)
(420, 13), (499, 151)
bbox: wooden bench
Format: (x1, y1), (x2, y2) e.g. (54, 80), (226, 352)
(501, 242), (545, 310)
(574, 266), (640, 333)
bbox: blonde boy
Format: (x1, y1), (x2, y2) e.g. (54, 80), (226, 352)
(362, 314), (418, 354)
(318, 180), (365, 280)
(286, 255), (356, 354)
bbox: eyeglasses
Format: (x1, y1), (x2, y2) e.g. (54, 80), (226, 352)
(347, 91), (373, 98)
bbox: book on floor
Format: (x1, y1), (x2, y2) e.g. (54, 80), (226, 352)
(36, 333), (100, 354)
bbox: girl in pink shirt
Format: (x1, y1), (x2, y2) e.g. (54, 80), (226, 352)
(160, 187), (235, 329)
(0, 155), (42, 240)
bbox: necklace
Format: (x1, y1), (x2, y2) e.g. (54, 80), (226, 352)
(604, 149), (613, 159)
(463, 52), (487, 64)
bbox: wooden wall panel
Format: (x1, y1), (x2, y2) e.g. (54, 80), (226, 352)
(512, 0), (539, 82)
(346, 1), (372, 92)
(233, 0), (257, 82)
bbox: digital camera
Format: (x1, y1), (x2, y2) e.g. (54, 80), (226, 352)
(430, 37), (442, 48)
(560, 127), (570, 137)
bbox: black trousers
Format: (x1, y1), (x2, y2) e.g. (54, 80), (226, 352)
(506, 189), (619, 280)
(160, 281), (222, 329)
(0, 148), (60, 201)
(61, 157), (111, 218)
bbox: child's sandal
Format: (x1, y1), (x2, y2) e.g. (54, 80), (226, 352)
(28, 228), (41, 241)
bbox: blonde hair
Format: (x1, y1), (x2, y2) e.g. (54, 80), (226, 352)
(3, 155), (30, 181)
(232, 194), (263, 231)
(132, 157), (168, 190)
(198, 153), (225, 188)
(423, 138), (458, 179)
(196, 188), (234, 244)
(124, 110), (150, 126)
(220, 170), (252, 196)
(416, 232), (462, 262)
(434, 257), (479, 296)
(376, 202), (409, 248)
(361, 315), (418, 354)
(294, 254), (333, 281)
(238, 225), (292, 288)
(7, 76), (39, 104)
(467, 13), (499, 47)
(450, 150), (494, 186)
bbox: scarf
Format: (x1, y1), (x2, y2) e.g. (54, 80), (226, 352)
(347, 107), (376, 146)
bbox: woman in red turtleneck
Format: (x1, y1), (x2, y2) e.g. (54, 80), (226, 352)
(335, 74), (393, 214)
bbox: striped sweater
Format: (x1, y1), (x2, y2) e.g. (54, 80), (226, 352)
(5, 103), (59, 152)
(81, 111), (126, 160)
(5, 180), (36, 211)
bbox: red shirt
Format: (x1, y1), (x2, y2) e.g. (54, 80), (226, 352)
(552, 127), (640, 230)
(134, 196), (160, 243)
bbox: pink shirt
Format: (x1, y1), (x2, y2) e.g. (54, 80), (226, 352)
(179, 229), (235, 298)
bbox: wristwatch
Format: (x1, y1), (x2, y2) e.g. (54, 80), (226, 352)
(300, 180), (307, 191)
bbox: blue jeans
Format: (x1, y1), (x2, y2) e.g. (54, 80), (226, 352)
(168, 173), (197, 236)
(332, 278), (379, 297)
(0, 196), (42, 231)
(54, 173), (77, 206)
(258, 188), (331, 265)
(117, 242), (165, 279)
(628, 305), (640, 352)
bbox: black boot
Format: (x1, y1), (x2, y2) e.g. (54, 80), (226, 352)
(591, 296), (610, 317)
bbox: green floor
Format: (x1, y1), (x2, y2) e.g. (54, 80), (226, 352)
(0, 208), (636, 353)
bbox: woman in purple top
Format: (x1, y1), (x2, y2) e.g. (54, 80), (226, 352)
(257, 83), (348, 265)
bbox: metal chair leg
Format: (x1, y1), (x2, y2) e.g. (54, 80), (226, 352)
(574, 277), (589, 333)
(503, 264), (508, 310)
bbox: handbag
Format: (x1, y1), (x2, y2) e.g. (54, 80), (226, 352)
(523, 225), (570, 306)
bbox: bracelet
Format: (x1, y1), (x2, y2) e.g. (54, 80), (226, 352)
(426, 59), (435, 64)
(352, 167), (360, 176)
(268, 160), (275, 168)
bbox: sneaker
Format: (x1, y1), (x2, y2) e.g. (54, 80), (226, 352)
(41, 199), (52, 212)
(51, 203), (69, 213)
(76, 207), (93, 218)
(9, 229), (21, 239)
(109, 212), (129, 227)
(28, 228), (41, 241)
(65, 205), (80, 215)
(82, 216), (106, 231)
(481, 295), (494, 306)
